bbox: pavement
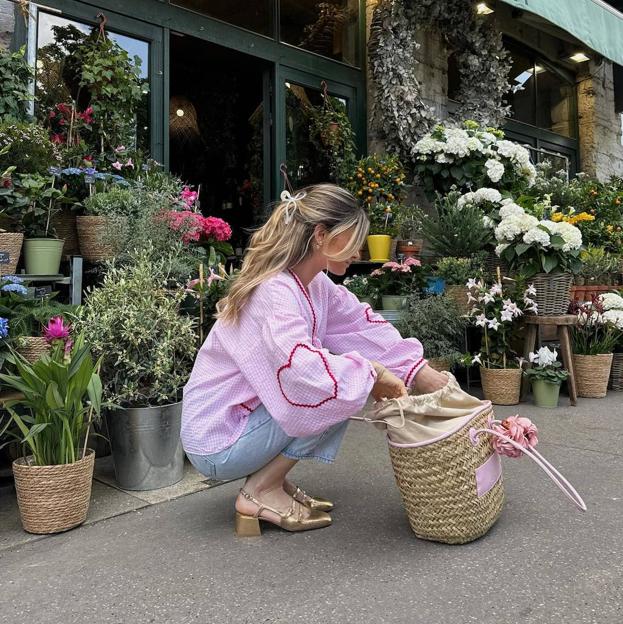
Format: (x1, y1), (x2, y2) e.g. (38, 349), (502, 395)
(1, 395), (622, 624)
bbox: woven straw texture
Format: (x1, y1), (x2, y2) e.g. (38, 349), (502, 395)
(532, 273), (573, 315)
(53, 207), (80, 257)
(484, 252), (510, 280)
(480, 367), (522, 405)
(18, 336), (50, 363)
(12, 449), (94, 534)
(609, 353), (623, 391)
(76, 216), (118, 263)
(388, 406), (504, 544)
(445, 284), (471, 316)
(427, 357), (452, 372)
(0, 232), (24, 275)
(574, 353), (613, 398)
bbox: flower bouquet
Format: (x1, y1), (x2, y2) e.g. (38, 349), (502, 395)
(464, 278), (538, 405)
(524, 346), (569, 408)
(570, 295), (622, 397)
(369, 258), (428, 310)
(342, 274), (376, 308)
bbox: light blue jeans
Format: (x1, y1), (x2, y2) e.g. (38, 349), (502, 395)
(186, 404), (349, 481)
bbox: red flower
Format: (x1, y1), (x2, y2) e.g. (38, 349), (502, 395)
(50, 133), (65, 144)
(203, 216), (232, 242)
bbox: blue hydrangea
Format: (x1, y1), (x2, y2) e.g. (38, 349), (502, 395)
(85, 167), (97, 176)
(0, 317), (9, 339)
(62, 167), (83, 176)
(3, 275), (24, 284)
(49, 166), (62, 176)
(1, 283), (28, 296)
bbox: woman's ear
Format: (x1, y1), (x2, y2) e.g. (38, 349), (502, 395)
(313, 224), (327, 247)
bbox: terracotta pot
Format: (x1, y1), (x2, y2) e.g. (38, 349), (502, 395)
(397, 239), (423, 259)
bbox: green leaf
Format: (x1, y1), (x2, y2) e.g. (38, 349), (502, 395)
(515, 243), (530, 256)
(87, 373), (103, 416)
(542, 255), (559, 273)
(46, 381), (64, 410)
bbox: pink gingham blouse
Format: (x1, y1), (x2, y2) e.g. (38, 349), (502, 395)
(181, 270), (425, 455)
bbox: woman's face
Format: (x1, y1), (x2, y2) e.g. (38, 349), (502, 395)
(322, 227), (361, 276)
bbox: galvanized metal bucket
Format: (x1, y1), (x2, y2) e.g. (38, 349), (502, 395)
(105, 402), (184, 491)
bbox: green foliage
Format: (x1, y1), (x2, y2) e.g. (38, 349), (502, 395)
(435, 256), (485, 285)
(342, 274), (374, 298)
(422, 192), (493, 257)
(397, 293), (467, 360)
(308, 96), (357, 185)
(347, 153), (407, 206)
(578, 246), (618, 282)
(0, 47), (34, 122)
(395, 204), (424, 241)
(0, 333), (102, 466)
(78, 247), (198, 407)
(524, 361), (569, 384)
(570, 300), (621, 355)
(367, 201), (400, 236)
(0, 121), (60, 174)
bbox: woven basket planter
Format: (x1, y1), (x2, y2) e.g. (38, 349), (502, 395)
(531, 272), (573, 315)
(388, 405), (505, 544)
(445, 284), (471, 316)
(12, 449), (95, 534)
(0, 232), (24, 275)
(484, 252), (510, 280)
(427, 356), (452, 372)
(76, 216), (125, 263)
(480, 367), (522, 405)
(574, 353), (613, 398)
(609, 353), (623, 391)
(18, 336), (50, 363)
(52, 207), (80, 257)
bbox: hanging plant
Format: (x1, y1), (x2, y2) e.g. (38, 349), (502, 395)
(308, 82), (357, 185)
(369, 0), (512, 167)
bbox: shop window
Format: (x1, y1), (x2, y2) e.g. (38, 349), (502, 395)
(35, 11), (150, 151)
(171, 1), (272, 36)
(280, 0), (360, 66)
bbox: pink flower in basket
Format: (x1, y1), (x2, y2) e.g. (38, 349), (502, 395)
(491, 415), (538, 458)
(44, 316), (71, 343)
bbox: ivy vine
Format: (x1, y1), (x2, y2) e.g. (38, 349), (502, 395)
(369, 0), (512, 166)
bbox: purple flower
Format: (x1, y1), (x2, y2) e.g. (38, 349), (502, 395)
(43, 316), (71, 343)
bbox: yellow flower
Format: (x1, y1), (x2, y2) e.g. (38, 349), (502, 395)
(607, 224), (614, 232)
(551, 212), (564, 222)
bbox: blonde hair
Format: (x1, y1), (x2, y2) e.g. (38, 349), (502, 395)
(217, 183), (368, 324)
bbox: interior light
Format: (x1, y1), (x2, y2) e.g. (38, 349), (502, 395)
(570, 52), (590, 63)
(285, 82), (291, 89)
(531, 65), (546, 75)
(176, 108), (184, 117)
(476, 2), (494, 15)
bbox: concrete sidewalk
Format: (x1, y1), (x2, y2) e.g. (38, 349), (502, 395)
(1, 397), (622, 624)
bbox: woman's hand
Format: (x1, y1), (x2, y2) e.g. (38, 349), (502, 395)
(370, 362), (407, 401)
(411, 364), (448, 395)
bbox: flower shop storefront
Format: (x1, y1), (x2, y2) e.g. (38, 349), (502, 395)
(10, 0), (367, 248)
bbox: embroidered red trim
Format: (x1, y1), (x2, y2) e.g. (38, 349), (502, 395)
(240, 402), (254, 413)
(404, 357), (426, 387)
(288, 269), (318, 340)
(277, 343), (338, 408)
(364, 306), (389, 325)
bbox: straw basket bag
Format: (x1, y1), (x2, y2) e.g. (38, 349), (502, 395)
(353, 374), (586, 544)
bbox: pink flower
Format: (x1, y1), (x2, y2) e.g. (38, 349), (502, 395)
(112, 161), (123, 171)
(165, 210), (204, 243)
(491, 415), (538, 458)
(207, 267), (224, 287)
(44, 316), (71, 343)
(203, 216), (232, 242)
(125, 158), (134, 169)
(115, 145), (126, 153)
(403, 257), (421, 267)
(370, 269), (384, 277)
(50, 133), (64, 144)
(382, 261), (402, 270)
(180, 186), (198, 207)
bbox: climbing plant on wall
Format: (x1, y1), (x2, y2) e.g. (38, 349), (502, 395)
(369, 0), (512, 167)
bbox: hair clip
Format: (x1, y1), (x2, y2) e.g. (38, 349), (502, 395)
(281, 190), (307, 224)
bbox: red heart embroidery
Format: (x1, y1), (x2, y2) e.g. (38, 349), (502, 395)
(365, 306), (389, 324)
(277, 343), (338, 408)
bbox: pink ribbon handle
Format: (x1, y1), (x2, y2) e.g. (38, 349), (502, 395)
(469, 427), (587, 512)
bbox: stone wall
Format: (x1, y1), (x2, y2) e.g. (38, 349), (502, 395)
(0, 0), (15, 50)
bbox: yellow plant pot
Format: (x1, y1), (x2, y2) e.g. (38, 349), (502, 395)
(367, 235), (392, 262)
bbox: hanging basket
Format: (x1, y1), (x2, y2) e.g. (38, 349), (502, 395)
(18, 337), (50, 363)
(444, 284), (471, 316)
(12, 449), (95, 534)
(609, 353), (623, 391)
(531, 273), (573, 316)
(480, 367), (522, 405)
(574, 353), (613, 398)
(52, 207), (80, 258)
(0, 232), (24, 275)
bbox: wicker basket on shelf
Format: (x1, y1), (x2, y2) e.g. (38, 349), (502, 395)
(531, 273), (573, 316)
(444, 284), (471, 316)
(52, 207), (80, 258)
(0, 232), (24, 275)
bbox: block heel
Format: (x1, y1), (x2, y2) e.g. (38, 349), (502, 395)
(235, 512), (262, 537)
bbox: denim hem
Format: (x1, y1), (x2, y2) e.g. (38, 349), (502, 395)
(281, 451), (335, 464)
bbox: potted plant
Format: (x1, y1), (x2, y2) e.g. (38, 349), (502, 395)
(395, 204), (425, 259)
(342, 274), (377, 308)
(524, 346), (569, 408)
(0, 320), (102, 534)
(464, 278), (538, 405)
(369, 258), (428, 311)
(571, 246), (618, 302)
(78, 247), (197, 490)
(435, 256), (485, 315)
(397, 293), (467, 372)
(570, 295), (621, 398)
(494, 202), (583, 315)
(366, 201), (399, 262)
(0, 167), (25, 275)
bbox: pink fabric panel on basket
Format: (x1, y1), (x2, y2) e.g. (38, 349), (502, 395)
(475, 451), (503, 497)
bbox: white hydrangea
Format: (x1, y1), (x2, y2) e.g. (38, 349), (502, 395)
(474, 187), (502, 204)
(523, 162), (537, 187)
(519, 214), (540, 232)
(600, 292), (623, 311)
(457, 191), (475, 208)
(499, 202), (525, 219)
(603, 309), (623, 329)
(466, 136), (484, 153)
(436, 153), (453, 163)
(414, 137), (444, 155)
(495, 243), (509, 256)
(496, 140), (517, 159)
(551, 221), (583, 251)
(495, 216), (524, 241)
(483, 216), (494, 228)
(485, 159), (505, 183)
(480, 131), (498, 145)
(523, 226), (551, 247)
